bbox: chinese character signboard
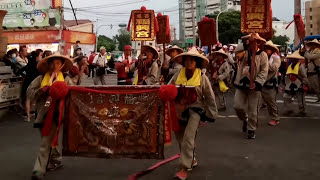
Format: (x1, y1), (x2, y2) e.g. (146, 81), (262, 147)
(63, 86), (165, 159)
(241, 0), (272, 38)
(0, 0), (61, 28)
(3, 30), (59, 44)
(198, 17), (217, 46)
(130, 9), (155, 41)
(156, 15), (171, 44)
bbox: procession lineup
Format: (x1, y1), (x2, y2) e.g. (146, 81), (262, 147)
(0, 0), (320, 180)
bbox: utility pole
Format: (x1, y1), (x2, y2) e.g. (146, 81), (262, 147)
(294, 0), (301, 46)
(191, 0), (196, 46)
(58, 7), (64, 54)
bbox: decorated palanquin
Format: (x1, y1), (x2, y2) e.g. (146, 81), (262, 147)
(62, 86), (165, 159)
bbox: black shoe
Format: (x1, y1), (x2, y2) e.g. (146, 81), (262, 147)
(31, 171), (44, 180)
(261, 104), (267, 109)
(248, 130), (256, 139)
(218, 107), (226, 112)
(296, 111), (307, 117)
(47, 160), (63, 172)
(242, 121), (248, 133)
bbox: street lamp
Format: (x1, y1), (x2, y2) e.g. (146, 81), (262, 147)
(216, 8), (228, 43)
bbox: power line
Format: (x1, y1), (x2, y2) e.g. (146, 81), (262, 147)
(68, 0), (78, 24)
(73, 0), (149, 10)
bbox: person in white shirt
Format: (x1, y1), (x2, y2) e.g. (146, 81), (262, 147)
(16, 45), (29, 69)
(92, 46), (108, 85)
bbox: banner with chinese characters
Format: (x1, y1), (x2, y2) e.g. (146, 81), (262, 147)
(0, 0), (61, 28)
(241, 0), (272, 38)
(3, 30), (59, 44)
(156, 15), (171, 44)
(130, 10), (155, 41)
(63, 86), (165, 159)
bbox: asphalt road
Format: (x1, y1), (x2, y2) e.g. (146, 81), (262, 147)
(1, 76), (320, 180)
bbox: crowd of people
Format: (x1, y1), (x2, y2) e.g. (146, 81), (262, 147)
(111, 33), (320, 179)
(1, 33), (320, 180)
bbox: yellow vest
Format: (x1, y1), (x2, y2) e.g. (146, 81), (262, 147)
(41, 72), (65, 88)
(286, 62), (300, 75)
(175, 68), (201, 86)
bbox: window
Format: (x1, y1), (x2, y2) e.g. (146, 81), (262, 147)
(310, 8), (312, 12)
(310, 16), (313, 20)
(311, 24), (313, 28)
(311, 33), (313, 35)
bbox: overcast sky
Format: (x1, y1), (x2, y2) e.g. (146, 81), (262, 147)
(64, 0), (298, 38)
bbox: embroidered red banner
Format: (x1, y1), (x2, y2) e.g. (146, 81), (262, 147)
(241, 0), (272, 39)
(62, 86), (165, 159)
(198, 17), (217, 46)
(156, 15), (171, 44)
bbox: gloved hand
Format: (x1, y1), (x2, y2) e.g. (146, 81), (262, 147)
(251, 81), (262, 91)
(42, 86), (50, 93)
(303, 85), (309, 92)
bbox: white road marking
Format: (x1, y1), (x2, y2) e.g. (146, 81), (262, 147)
(276, 100), (320, 107)
(218, 115), (320, 120)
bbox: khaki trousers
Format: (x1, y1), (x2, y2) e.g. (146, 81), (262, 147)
(234, 89), (261, 131)
(213, 85), (226, 109)
(175, 109), (200, 169)
(33, 122), (63, 174)
(283, 91), (306, 113)
(94, 74), (108, 85)
(308, 74), (320, 99)
(261, 87), (280, 121)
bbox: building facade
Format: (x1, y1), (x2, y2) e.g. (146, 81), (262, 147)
(305, 0), (320, 36)
(273, 20), (295, 44)
(179, 0), (240, 46)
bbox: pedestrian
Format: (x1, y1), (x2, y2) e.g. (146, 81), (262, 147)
(73, 40), (81, 57)
(233, 33), (269, 139)
(16, 45), (29, 69)
(88, 51), (96, 78)
(42, 50), (53, 59)
(93, 46), (108, 85)
(131, 45), (161, 85)
(211, 48), (232, 111)
(304, 39), (320, 102)
(70, 56), (89, 85)
(169, 47), (218, 180)
(23, 49), (43, 122)
(283, 51), (309, 116)
(2, 49), (18, 70)
(115, 45), (134, 85)
(27, 54), (74, 180)
(73, 47), (83, 58)
(162, 45), (184, 83)
(262, 40), (281, 126)
(229, 46), (236, 60)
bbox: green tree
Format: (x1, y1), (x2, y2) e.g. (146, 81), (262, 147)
(97, 35), (116, 52)
(207, 10), (243, 45)
(272, 29), (289, 51)
(114, 28), (131, 51)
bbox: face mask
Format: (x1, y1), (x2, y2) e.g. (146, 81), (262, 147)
(12, 54), (16, 58)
